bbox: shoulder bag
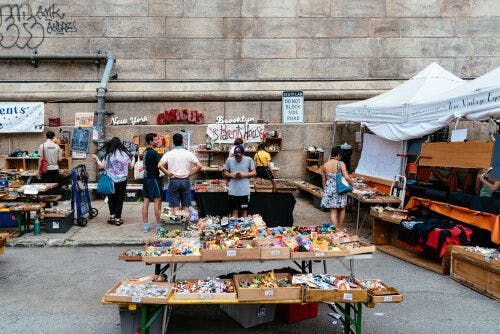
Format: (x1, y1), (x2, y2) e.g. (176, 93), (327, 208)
(335, 161), (352, 194)
(39, 144), (48, 176)
(97, 157), (115, 194)
(255, 151), (274, 180)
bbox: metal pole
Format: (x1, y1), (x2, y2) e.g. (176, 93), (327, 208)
(96, 53), (116, 152)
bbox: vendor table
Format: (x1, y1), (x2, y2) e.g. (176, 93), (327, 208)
(194, 192), (296, 227)
(348, 192), (401, 234)
(4, 202), (45, 236)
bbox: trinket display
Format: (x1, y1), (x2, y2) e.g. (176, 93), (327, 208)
(174, 277), (237, 300)
(194, 179), (228, 192)
(119, 248), (144, 261)
(293, 274), (368, 303)
(293, 274), (363, 290)
(237, 271), (291, 288)
(287, 235), (348, 258)
(254, 236), (291, 259)
(254, 179), (274, 192)
(272, 179), (297, 193)
(461, 246), (499, 261)
(143, 238), (201, 263)
(160, 207), (189, 225)
(361, 279), (403, 303)
(104, 279), (173, 304)
(234, 272), (302, 301)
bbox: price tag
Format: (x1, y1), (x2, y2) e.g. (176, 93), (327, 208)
(264, 290), (273, 296)
(23, 185), (39, 195)
(383, 295), (393, 302)
(200, 293), (211, 300)
(315, 252), (324, 257)
(226, 250), (237, 257)
(343, 293), (353, 301)
(52, 221), (60, 229)
(270, 250), (281, 256)
(132, 296), (141, 303)
(342, 238), (350, 243)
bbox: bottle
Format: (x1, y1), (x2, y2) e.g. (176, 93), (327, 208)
(143, 222), (150, 233)
(34, 217), (41, 236)
(205, 137), (212, 150)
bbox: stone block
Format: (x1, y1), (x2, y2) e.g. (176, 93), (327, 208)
(164, 59), (224, 80)
(148, 0), (184, 17)
(386, 0), (440, 17)
(38, 38), (90, 55)
(165, 18), (223, 38)
(223, 18), (257, 38)
(456, 18), (500, 37)
(400, 58), (456, 78)
(242, 39), (296, 58)
(311, 59), (368, 79)
(368, 58), (401, 78)
(400, 18), (455, 37)
(297, 39), (330, 58)
(369, 18), (401, 37)
(454, 57), (500, 77)
(298, 0), (330, 17)
(440, 0), (471, 17)
(330, 38), (383, 58)
(271, 150), (307, 179)
(224, 59), (258, 80)
(105, 17), (164, 37)
(383, 38), (471, 57)
(241, 0), (297, 17)
(277, 124), (305, 150)
(258, 18), (368, 38)
(0, 62), (98, 81)
(470, 0), (500, 17)
(91, 0), (148, 16)
(156, 39), (241, 58)
(44, 1), (94, 16)
(114, 59), (165, 80)
(331, 0), (385, 17)
(262, 101), (282, 123)
(471, 38), (500, 56)
(183, 0), (242, 17)
(90, 38), (155, 58)
(303, 123), (334, 150)
(224, 102), (261, 121)
(58, 103), (96, 126)
(65, 17), (106, 38)
(303, 101), (322, 123)
(257, 59), (312, 80)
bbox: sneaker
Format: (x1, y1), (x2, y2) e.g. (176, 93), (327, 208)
(143, 223), (150, 233)
(155, 224), (161, 232)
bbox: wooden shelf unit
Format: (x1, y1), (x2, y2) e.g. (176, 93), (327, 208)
(5, 157), (40, 170)
(305, 151), (324, 167)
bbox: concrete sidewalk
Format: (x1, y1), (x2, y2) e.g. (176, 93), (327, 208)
(6, 195), (340, 247)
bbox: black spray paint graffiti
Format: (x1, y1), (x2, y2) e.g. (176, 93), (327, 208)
(0, 3), (77, 49)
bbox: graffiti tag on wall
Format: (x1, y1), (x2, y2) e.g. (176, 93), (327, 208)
(0, 3), (77, 49)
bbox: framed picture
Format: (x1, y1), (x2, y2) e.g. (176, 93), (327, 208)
(75, 113), (94, 127)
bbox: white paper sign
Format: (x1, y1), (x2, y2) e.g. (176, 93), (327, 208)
(383, 295), (393, 302)
(131, 296), (141, 303)
(264, 290), (273, 296)
(206, 123), (265, 143)
(52, 221), (60, 229)
(0, 102), (44, 133)
(450, 128), (467, 142)
(343, 293), (353, 301)
(282, 91), (304, 123)
(226, 250), (237, 257)
(23, 185), (39, 195)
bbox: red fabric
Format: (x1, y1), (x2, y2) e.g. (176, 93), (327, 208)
(398, 240), (425, 253)
(426, 225), (472, 258)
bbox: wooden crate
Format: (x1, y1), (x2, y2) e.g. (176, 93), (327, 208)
(103, 280), (174, 304)
(342, 241), (376, 255)
(118, 249), (144, 262)
(173, 279), (237, 301)
(304, 277), (368, 303)
(363, 279), (403, 304)
(290, 235), (349, 259)
(450, 246), (500, 300)
(234, 273), (302, 302)
(254, 179), (274, 192)
(201, 240), (260, 262)
(253, 238), (291, 260)
(0, 232), (8, 255)
(419, 141), (494, 168)
(273, 179), (297, 193)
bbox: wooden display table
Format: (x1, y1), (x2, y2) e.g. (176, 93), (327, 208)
(0, 232), (8, 255)
(371, 210), (452, 275)
(350, 192), (401, 234)
(450, 246), (499, 300)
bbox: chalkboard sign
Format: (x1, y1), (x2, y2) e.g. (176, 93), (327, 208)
(493, 136), (500, 180)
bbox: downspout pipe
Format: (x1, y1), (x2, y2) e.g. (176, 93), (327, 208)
(96, 53), (116, 151)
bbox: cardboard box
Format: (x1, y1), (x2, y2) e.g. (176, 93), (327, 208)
(363, 279), (403, 303)
(103, 280), (174, 305)
(173, 279), (237, 301)
(234, 273), (302, 302)
(142, 238), (201, 263)
(253, 238), (290, 260)
(201, 240), (260, 262)
(304, 276), (368, 303)
(342, 241), (377, 255)
(451, 246), (500, 300)
(290, 235), (349, 259)
(220, 304), (276, 329)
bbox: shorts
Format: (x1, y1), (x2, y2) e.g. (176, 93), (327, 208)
(169, 178), (191, 208)
(142, 178), (162, 200)
(228, 195), (250, 211)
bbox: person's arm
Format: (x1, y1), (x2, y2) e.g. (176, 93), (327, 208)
(157, 155), (172, 177)
(479, 175), (500, 193)
(223, 158), (235, 179)
(320, 164), (327, 188)
(475, 170), (485, 195)
(189, 160), (203, 177)
(340, 162), (354, 186)
(92, 154), (105, 169)
(58, 146), (63, 162)
(129, 156), (136, 169)
(246, 159), (257, 178)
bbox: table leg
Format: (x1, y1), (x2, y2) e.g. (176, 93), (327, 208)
(355, 200), (361, 234)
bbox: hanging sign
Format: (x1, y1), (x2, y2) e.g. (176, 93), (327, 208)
(108, 115), (149, 126)
(282, 91), (304, 123)
(206, 123), (264, 143)
(0, 102), (44, 133)
(157, 108), (204, 124)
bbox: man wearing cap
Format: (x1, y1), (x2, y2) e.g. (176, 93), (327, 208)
(223, 145), (257, 218)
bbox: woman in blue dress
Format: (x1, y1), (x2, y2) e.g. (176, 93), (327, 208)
(320, 147), (354, 231)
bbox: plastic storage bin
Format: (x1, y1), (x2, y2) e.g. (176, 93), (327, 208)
(277, 303), (319, 324)
(0, 212), (17, 227)
(119, 307), (162, 334)
(220, 304), (276, 328)
(44, 211), (74, 233)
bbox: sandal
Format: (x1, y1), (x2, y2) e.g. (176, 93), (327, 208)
(107, 217), (115, 225)
(114, 218), (124, 226)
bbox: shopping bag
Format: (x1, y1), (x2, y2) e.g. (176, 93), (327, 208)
(134, 160), (145, 179)
(97, 172), (115, 195)
(335, 162), (352, 194)
(39, 157), (48, 175)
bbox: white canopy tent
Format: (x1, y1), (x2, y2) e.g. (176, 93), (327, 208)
(335, 62), (465, 141)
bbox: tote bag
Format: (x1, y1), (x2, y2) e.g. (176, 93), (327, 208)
(335, 162), (352, 194)
(97, 172), (115, 195)
(39, 144), (48, 175)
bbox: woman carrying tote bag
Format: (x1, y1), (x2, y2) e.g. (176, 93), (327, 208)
(92, 137), (135, 226)
(320, 147), (354, 231)
(253, 142), (274, 180)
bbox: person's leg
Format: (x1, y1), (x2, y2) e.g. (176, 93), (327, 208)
(114, 181), (127, 219)
(169, 179), (181, 210)
(107, 184), (118, 219)
(153, 197), (162, 226)
(239, 195), (249, 218)
(337, 207), (346, 231)
(180, 179), (191, 211)
(228, 195), (238, 218)
(330, 208), (338, 227)
(142, 197), (150, 224)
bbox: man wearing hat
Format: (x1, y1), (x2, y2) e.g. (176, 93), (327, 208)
(223, 145), (256, 218)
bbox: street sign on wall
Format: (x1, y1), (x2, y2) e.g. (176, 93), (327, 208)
(282, 91), (304, 123)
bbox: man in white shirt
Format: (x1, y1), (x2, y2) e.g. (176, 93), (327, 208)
(158, 133), (202, 211)
(37, 131), (62, 186)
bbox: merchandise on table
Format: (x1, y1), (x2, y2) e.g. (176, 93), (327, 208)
(293, 224), (337, 235)
(253, 236), (290, 259)
(160, 207), (189, 225)
(153, 228), (200, 239)
(194, 179), (228, 192)
(119, 248), (144, 261)
(143, 238), (201, 263)
(340, 240), (376, 255)
(293, 274), (368, 303)
(361, 279), (403, 303)
(293, 274), (363, 290)
(286, 234), (348, 258)
(261, 226), (296, 238)
(234, 272), (302, 301)
(461, 246), (499, 260)
(254, 179), (274, 192)
(174, 277), (237, 300)
(104, 278), (174, 304)
(272, 179), (297, 193)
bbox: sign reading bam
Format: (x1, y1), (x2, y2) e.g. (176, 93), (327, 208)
(0, 102), (44, 133)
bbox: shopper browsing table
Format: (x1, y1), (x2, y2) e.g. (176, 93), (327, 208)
(92, 137), (135, 226)
(223, 145), (256, 218)
(141, 133), (163, 232)
(320, 147), (354, 231)
(158, 133), (202, 212)
(254, 142), (273, 180)
(37, 131), (62, 189)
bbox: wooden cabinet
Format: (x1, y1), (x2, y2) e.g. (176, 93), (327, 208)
(306, 151), (324, 167)
(5, 157), (40, 170)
